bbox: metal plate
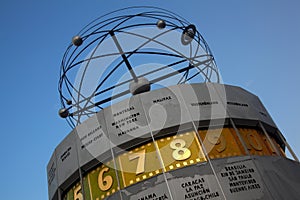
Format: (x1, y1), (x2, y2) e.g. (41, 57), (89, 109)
(56, 131), (79, 189)
(139, 85), (192, 134)
(75, 112), (112, 168)
(47, 152), (58, 200)
(103, 95), (150, 147)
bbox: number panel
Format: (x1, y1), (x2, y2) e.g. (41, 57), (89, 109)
(61, 128), (286, 200)
(199, 128), (246, 159)
(83, 176), (91, 200)
(86, 162), (119, 200)
(63, 185), (74, 200)
(118, 142), (162, 187)
(261, 135), (278, 156)
(156, 131), (206, 172)
(261, 134), (286, 157)
(239, 128), (273, 156)
(73, 184), (83, 200)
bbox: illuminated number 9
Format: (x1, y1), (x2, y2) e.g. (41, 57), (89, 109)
(207, 132), (226, 153)
(170, 138), (191, 161)
(98, 167), (113, 191)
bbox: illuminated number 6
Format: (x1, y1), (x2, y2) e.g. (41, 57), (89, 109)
(98, 167), (113, 191)
(170, 138), (191, 161)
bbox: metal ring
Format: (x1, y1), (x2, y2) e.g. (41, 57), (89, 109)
(181, 24), (196, 45)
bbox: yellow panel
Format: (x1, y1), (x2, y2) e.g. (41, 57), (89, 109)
(118, 141), (162, 187)
(63, 182), (82, 200)
(86, 161), (119, 200)
(198, 128), (246, 159)
(277, 143), (287, 157)
(72, 183), (83, 200)
(62, 128), (286, 200)
(156, 131), (206, 172)
(83, 176), (91, 200)
(239, 128), (273, 156)
(262, 135), (286, 157)
(63, 185), (74, 200)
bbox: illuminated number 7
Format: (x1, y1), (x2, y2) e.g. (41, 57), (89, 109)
(129, 149), (146, 175)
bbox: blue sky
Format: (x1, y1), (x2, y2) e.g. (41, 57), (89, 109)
(0, 0), (299, 199)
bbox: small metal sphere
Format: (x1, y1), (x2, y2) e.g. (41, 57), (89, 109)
(129, 77), (151, 95)
(66, 99), (72, 105)
(59, 108), (69, 118)
(72, 35), (83, 46)
(156, 20), (166, 29)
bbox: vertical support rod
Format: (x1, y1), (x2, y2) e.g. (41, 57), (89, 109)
(229, 118), (250, 155)
(276, 129), (299, 162)
(74, 135), (86, 200)
(258, 121), (280, 156)
(58, 188), (62, 200)
(109, 31), (138, 82)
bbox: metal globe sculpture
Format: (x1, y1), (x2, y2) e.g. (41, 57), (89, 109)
(49, 6), (300, 200)
(58, 6), (220, 127)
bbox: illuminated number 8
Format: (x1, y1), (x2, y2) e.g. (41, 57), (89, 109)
(170, 138), (191, 161)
